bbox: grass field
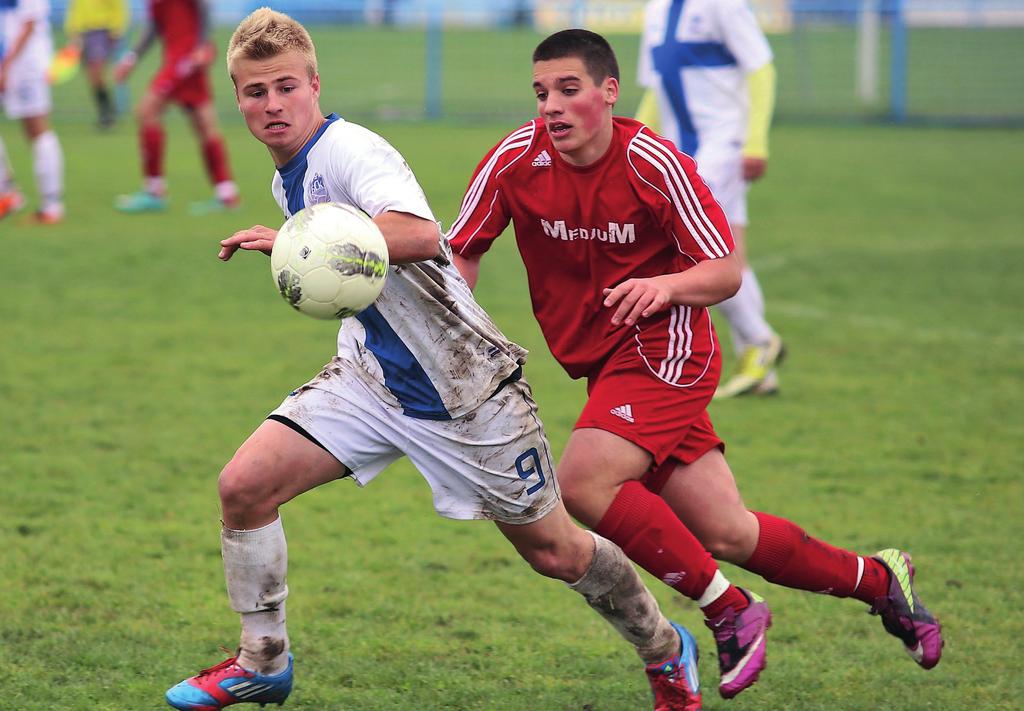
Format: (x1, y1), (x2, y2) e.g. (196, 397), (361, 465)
(2, 100), (1023, 709)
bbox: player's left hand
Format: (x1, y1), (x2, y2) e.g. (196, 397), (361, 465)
(742, 156), (767, 182)
(219, 225), (277, 261)
(603, 277), (672, 327)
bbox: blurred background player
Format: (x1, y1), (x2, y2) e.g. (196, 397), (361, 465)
(164, 10), (702, 711)
(0, 0), (65, 224)
(637, 0), (783, 398)
(64, 0), (129, 129)
(112, 0), (238, 214)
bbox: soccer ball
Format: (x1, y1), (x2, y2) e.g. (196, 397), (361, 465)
(270, 202), (389, 319)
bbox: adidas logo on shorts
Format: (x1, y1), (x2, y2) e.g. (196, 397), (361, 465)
(610, 404), (634, 423)
(531, 150), (552, 167)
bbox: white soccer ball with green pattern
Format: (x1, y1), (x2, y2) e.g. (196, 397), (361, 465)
(271, 202), (389, 319)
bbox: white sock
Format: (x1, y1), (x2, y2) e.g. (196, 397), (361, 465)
(569, 532), (678, 665)
(696, 569), (730, 608)
(717, 266), (774, 355)
(32, 130), (63, 213)
(0, 136), (15, 193)
(215, 180), (239, 202)
(145, 176), (166, 196)
(222, 517), (291, 675)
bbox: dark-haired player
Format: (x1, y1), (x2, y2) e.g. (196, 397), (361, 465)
(449, 28), (942, 699)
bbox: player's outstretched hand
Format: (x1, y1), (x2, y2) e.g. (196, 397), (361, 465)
(603, 277), (672, 327)
(219, 225), (277, 261)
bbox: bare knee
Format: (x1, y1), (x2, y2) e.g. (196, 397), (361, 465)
(518, 541), (584, 582)
(699, 515), (759, 564)
(218, 455), (278, 525)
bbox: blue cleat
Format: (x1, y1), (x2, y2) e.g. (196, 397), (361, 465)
(645, 621), (701, 711)
(115, 190), (168, 213)
(188, 195), (241, 216)
(165, 653), (293, 710)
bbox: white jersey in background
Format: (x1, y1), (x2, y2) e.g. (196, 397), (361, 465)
(0, 0), (52, 67)
(638, 0), (771, 157)
(271, 115), (528, 421)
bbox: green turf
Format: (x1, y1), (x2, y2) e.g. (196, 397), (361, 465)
(1, 110), (1022, 710)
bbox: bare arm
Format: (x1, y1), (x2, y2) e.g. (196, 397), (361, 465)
(114, 24), (158, 82)
(453, 253), (481, 289)
(603, 252), (743, 327)
(372, 211), (441, 263)
(217, 210), (440, 263)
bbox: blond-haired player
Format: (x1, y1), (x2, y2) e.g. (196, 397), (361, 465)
(164, 9), (702, 710)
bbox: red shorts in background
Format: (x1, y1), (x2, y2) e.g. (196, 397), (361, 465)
(151, 59), (212, 107)
(575, 335), (725, 492)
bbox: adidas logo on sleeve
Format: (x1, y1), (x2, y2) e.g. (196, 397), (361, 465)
(531, 150), (552, 167)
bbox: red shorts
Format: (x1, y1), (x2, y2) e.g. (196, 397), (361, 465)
(575, 335), (725, 490)
(151, 60), (212, 108)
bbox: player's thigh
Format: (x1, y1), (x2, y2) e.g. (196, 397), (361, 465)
(19, 114), (51, 139)
(223, 418), (348, 504)
(560, 427), (653, 490)
(404, 378), (561, 525)
(266, 359), (406, 489)
(184, 99), (220, 140)
(136, 88), (168, 124)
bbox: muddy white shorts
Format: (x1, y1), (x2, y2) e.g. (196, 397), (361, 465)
(269, 358), (560, 525)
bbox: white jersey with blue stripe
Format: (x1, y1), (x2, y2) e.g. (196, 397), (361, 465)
(638, 0), (772, 156)
(272, 115), (528, 421)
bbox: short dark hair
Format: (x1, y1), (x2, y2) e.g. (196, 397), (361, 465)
(533, 29), (620, 84)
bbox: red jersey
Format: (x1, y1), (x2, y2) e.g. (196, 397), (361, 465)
(448, 117), (735, 383)
(149, 0), (201, 58)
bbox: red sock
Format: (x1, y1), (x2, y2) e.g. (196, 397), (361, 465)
(201, 136), (232, 185)
(141, 124), (164, 183)
(744, 512), (889, 604)
(595, 481), (747, 616)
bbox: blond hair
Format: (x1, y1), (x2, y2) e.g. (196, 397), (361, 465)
(227, 8), (318, 82)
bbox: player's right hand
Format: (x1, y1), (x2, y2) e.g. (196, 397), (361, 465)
(219, 225), (277, 261)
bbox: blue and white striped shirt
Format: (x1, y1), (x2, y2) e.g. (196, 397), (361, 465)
(271, 115), (527, 420)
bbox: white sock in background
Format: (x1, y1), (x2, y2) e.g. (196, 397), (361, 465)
(0, 136), (15, 193)
(718, 266), (774, 355)
(32, 130), (64, 214)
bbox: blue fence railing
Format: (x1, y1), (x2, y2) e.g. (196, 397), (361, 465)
(42, 1), (1024, 126)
